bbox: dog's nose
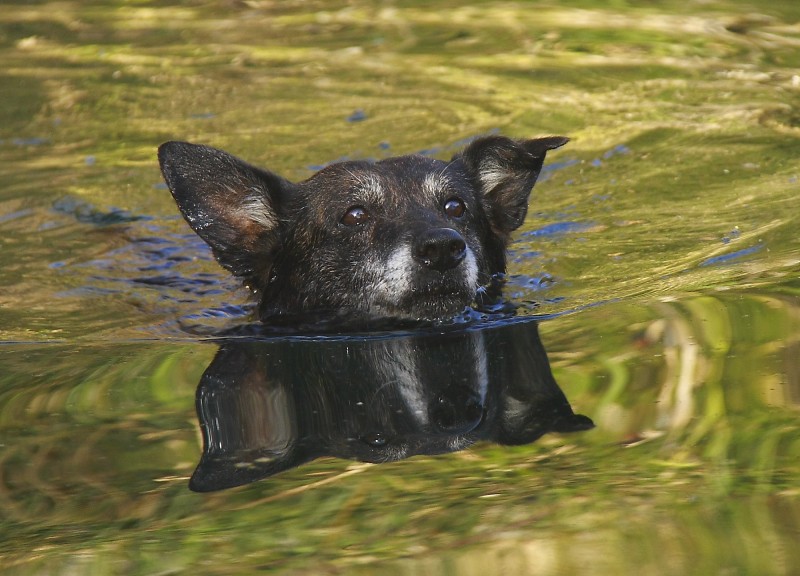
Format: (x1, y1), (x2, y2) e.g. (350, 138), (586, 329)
(413, 228), (467, 271)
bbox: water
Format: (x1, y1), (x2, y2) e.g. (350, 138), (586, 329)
(1, 1), (799, 574)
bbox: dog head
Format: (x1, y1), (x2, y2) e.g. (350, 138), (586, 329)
(158, 135), (568, 322)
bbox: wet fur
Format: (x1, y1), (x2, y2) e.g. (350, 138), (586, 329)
(158, 135), (568, 323)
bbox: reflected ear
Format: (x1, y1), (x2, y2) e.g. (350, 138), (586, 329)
(457, 135), (569, 237)
(494, 396), (594, 446)
(189, 343), (317, 492)
(158, 141), (294, 287)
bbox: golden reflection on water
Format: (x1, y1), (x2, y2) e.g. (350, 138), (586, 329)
(1, 0), (798, 339)
(1, 0), (800, 573)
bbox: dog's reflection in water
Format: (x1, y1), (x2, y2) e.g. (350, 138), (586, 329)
(190, 320), (593, 492)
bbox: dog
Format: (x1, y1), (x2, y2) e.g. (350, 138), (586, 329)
(158, 135), (568, 324)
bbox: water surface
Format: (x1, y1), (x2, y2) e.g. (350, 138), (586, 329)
(1, 1), (799, 574)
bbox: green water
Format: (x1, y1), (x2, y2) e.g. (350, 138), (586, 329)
(1, 1), (799, 574)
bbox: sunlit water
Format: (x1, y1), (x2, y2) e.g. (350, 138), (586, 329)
(1, 1), (799, 574)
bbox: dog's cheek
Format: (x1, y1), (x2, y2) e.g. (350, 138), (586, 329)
(463, 248), (480, 291)
(366, 244), (414, 310)
(351, 242), (417, 316)
(460, 230), (490, 280)
(307, 241), (379, 312)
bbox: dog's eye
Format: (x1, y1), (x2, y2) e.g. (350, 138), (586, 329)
(341, 206), (369, 226)
(443, 197), (466, 218)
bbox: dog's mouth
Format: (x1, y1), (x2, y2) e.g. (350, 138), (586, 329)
(363, 242), (483, 321)
(381, 279), (476, 320)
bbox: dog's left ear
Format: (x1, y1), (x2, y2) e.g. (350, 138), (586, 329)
(457, 135), (569, 237)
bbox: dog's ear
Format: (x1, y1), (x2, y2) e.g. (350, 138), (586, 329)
(457, 135), (569, 237)
(158, 141), (293, 285)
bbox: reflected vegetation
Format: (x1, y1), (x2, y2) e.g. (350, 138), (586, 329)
(1, 290), (798, 573)
(191, 321), (593, 491)
(547, 286), (800, 497)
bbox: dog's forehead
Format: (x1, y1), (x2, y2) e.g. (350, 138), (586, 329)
(305, 155), (469, 198)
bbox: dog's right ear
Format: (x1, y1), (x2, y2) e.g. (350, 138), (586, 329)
(457, 135), (569, 240)
(158, 141), (293, 286)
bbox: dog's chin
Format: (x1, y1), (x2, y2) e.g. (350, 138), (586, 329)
(374, 286), (475, 322)
(257, 298), (471, 333)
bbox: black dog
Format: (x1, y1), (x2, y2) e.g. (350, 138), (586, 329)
(158, 135), (567, 323)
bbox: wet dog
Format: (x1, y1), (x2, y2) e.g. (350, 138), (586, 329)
(157, 135), (567, 324)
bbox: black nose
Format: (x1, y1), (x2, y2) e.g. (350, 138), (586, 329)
(413, 228), (467, 272)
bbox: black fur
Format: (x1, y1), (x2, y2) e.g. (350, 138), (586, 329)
(158, 135), (568, 323)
